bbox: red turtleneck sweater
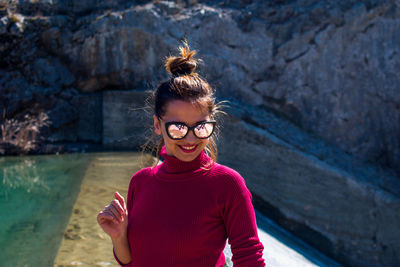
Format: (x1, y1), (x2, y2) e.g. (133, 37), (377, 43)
(114, 147), (265, 266)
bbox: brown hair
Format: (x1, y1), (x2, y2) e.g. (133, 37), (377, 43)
(143, 41), (223, 166)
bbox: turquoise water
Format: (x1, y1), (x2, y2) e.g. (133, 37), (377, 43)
(0, 154), (93, 267)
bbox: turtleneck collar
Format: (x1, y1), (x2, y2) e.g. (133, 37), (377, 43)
(158, 145), (212, 175)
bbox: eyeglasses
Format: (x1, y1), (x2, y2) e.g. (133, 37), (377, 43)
(163, 120), (216, 140)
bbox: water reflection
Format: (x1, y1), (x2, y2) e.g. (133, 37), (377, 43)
(1, 158), (50, 196)
(0, 154), (92, 267)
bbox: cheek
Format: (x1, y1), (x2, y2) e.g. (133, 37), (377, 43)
(162, 132), (176, 146)
(164, 138), (180, 156)
(159, 124), (169, 139)
(200, 138), (209, 148)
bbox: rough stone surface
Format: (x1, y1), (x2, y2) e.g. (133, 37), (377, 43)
(218, 102), (400, 267)
(1, 0), (399, 172)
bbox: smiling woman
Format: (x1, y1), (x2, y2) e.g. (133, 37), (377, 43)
(97, 41), (266, 267)
(148, 40), (223, 165)
(153, 100), (213, 163)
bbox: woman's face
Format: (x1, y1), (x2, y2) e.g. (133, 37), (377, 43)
(153, 100), (211, 162)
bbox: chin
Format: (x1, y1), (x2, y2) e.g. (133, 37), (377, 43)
(177, 152), (199, 162)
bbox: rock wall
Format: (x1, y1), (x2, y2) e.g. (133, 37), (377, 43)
(4, 0), (397, 172)
(1, 0), (399, 171)
(219, 101), (400, 267)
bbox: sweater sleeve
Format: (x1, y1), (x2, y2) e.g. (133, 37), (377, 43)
(222, 170), (266, 267)
(113, 248), (132, 267)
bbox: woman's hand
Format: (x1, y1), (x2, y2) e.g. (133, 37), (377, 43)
(97, 192), (128, 240)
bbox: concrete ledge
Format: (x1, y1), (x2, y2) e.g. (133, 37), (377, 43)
(103, 90), (153, 150)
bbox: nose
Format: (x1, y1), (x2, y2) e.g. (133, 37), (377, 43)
(184, 129), (197, 143)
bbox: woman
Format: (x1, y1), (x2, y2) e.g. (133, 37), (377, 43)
(97, 42), (266, 267)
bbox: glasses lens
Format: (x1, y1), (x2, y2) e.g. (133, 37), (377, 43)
(167, 123), (188, 139)
(194, 122), (214, 138)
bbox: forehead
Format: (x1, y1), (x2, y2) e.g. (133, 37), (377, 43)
(163, 100), (210, 124)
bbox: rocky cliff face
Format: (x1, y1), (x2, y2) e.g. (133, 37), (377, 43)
(2, 0), (398, 172)
(1, 0), (400, 266)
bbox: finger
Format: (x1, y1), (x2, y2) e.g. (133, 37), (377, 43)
(98, 211), (113, 222)
(111, 199), (125, 216)
(107, 205), (122, 221)
(114, 192), (126, 210)
(98, 210), (118, 224)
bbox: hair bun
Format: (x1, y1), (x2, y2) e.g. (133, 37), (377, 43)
(165, 41), (198, 77)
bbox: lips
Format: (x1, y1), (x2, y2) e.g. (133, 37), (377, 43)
(178, 144), (198, 153)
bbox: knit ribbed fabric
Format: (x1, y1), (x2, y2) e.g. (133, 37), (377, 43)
(114, 146), (265, 266)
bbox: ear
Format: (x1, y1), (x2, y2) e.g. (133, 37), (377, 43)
(153, 115), (162, 135)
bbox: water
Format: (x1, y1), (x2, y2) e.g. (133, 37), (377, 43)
(53, 152), (152, 267)
(0, 152), (340, 267)
(0, 154), (93, 267)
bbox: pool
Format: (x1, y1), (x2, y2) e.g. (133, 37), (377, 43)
(0, 153), (93, 266)
(1, 152), (340, 267)
(0, 152), (150, 267)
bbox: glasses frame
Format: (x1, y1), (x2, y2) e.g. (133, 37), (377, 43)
(162, 120), (217, 140)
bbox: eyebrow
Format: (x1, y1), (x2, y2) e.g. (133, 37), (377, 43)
(167, 120), (209, 126)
